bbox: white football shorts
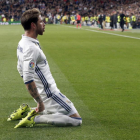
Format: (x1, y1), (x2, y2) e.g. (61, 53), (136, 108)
(41, 92), (78, 116)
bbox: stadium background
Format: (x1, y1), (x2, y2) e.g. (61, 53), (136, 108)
(0, 0), (140, 28)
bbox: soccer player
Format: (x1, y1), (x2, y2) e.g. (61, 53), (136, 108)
(76, 12), (81, 29)
(7, 8), (82, 128)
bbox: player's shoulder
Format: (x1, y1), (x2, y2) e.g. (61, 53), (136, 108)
(19, 36), (39, 51)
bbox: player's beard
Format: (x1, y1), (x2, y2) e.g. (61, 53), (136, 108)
(37, 28), (43, 35)
(37, 25), (44, 35)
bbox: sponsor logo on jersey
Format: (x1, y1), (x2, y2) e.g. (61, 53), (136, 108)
(66, 100), (71, 104)
(29, 62), (35, 68)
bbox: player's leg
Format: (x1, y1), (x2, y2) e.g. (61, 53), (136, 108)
(34, 113), (82, 126)
(14, 107), (82, 128)
(79, 22), (81, 28)
(76, 23), (78, 28)
(14, 92), (82, 128)
(14, 110), (82, 128)
(34, 92), (82, 126)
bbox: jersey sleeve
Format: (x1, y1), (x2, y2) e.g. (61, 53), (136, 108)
(23, 46), (39, 84)
(17, 45), (23, 77)
(17, 57), (23, 77)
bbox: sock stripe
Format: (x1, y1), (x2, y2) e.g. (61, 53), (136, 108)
(71, 117), (82, 120)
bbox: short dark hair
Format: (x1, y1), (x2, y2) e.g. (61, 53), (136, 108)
(21, 8), (40, 30)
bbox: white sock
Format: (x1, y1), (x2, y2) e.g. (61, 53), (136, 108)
(34, 114), (82, 126)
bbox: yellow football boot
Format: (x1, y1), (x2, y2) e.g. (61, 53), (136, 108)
(7, 104), (30, 121)
(14, 110), (38, 128)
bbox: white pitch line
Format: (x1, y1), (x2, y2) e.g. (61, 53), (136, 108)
(85, 28), (140, 40)
(61, 25), (140, 40)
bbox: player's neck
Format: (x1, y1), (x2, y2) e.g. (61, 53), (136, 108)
(24, 30), (38, 39)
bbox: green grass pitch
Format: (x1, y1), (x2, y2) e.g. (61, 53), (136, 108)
(0, 24), (140, 140)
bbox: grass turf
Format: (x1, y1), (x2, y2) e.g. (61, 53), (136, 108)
(0, 25), (140, 140)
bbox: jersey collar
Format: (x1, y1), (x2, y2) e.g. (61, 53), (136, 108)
(22, 35), (39, 43)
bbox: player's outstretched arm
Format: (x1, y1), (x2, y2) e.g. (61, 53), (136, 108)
(25, 81), (45, 112)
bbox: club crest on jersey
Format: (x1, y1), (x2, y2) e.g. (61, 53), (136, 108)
(29, 62), (35, 68)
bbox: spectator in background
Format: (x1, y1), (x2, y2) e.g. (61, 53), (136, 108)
(67, 14), (71, 24)
(0, 0), (140, 28)
(3, 17), (6, 22)
(98, 13), (103, 29)
(102, 13), (106, 29)
(70, 14), (75, 25)
(1, 12), (5, 21)
(0, 14), (2, 21)
(136, 18), (140, 28)
(110, 12), (113, 30)
(120, 10), (125, 32)
(112, 11), (118, 29)
(45, 16), (49, 24)
(131, 13), (136, 29)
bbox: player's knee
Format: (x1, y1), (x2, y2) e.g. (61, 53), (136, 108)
(73, 118), (82, 126)
(77, 118), (82, 126)
(79, 119), (82, 126)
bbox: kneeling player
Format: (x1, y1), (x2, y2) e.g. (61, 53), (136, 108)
(7, 8), (82, 128)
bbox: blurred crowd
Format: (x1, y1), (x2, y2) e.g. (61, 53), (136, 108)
(0, 0), (140, 28)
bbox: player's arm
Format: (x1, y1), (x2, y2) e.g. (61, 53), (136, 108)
(25, 81), (45, 112)
(23, 46), (44, 112)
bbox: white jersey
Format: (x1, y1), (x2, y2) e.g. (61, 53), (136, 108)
(17, 35), (60, 99)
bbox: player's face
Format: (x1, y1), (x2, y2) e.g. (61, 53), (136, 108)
(36, 15), (45, 35)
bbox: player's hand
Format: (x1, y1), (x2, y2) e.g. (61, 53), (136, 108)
(36, 102), (45, 113)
